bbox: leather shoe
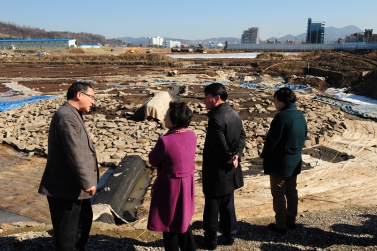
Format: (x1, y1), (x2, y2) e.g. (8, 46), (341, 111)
(267, 223), (287, 235)
(222, 237), (234, 245)
(198, 239), (217, 250)
(286, 222), (296, 230)
(202, 243), (216, 250)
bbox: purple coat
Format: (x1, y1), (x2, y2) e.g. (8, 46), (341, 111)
(147, 129), (197, 233)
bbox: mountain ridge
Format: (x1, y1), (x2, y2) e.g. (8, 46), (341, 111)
(0, 21), (366, 46)
(116, 25), (365, 45)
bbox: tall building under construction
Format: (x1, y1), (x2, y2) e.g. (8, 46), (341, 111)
(306, 18), (325, 44)
(241, 27), (259, 44)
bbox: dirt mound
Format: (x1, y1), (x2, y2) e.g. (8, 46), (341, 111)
(348, 70), (377, 99)
(256, 52), (285, 60)
(69, 48), (85, 54)
(286, 76), (329, 91)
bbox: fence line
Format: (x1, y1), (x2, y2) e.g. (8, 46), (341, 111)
(225, 43), (377, 52)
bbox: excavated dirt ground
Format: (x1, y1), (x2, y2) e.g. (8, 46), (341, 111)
(0, 49), (377, 238)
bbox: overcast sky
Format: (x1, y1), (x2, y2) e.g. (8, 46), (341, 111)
(1, 0), (376, 40)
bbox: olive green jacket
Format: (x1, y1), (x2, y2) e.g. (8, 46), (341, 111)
(261, 103), (307, 177)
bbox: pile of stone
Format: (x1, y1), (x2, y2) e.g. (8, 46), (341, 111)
(187, 92), (347, 161)
(0, 89), (347, 170)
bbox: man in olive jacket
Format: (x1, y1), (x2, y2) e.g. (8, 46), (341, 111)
(261, 87), (307, 235)
(38, 82), (98, 251)
(202, 83), (245, 249)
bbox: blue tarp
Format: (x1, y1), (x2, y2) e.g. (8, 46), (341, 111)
(279, 84), (311, 91)
(240, 83), (310, 91)
(154, 79), (176, 83)
(205, 81), (228, 86)
(314, 96), (377, 121)
(0, 95), (59, 112)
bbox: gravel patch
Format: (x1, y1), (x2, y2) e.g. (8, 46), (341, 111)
(1, 208), (376, 250)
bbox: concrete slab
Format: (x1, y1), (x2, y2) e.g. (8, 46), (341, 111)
(0, 208), (42, 224)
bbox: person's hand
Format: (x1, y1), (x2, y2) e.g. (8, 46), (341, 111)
(232, 155), (239, 168)
(84, 186), (96, 196)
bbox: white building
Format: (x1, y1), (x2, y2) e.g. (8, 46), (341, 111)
(0, 38), (77, 49)
(148, 36), (164, 46)
(78, 43), (101, 49)
(165, 40), (181, 48)
(208, 42), (225, 49)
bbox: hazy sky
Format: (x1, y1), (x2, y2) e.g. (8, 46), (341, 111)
(1, 0), (376, 40)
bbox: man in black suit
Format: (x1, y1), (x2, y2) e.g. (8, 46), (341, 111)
(202, 83), (246, 250)
(39, 82), (98, 251)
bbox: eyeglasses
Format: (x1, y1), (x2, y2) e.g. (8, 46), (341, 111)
(81, 92), (95, 101)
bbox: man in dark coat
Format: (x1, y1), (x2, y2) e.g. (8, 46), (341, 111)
(38, 82), (99, 250)
(202, 83), (245, 250)
(261, 87), (307, 235)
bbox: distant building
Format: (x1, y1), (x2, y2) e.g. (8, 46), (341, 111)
(241, 27), (259, 44)
(306, 18), (325, 44)
(148, 36), (164, 46)
(165, 40), (181, 48)
(362, 29), (377, 43)
(208, 42), (225, 49)
(345, 29), (377, 43)
(0, 38), (76, 49)
(78, 43), (101, 49)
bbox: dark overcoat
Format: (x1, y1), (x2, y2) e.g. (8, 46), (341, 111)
(38, 102), (98, 200)
(202, 102), (246, 198)
(261, 103), (307, 177)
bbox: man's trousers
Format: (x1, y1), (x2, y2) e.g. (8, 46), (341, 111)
(47, 196), (93, 251)
(203, 192), (237, 247)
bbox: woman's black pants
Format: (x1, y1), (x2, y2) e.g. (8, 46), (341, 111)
(163, 225), (196, 251)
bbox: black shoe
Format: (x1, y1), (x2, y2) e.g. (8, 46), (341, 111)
(198, 239), (217, 250)
(286, 222), (296, 230)
(267, 223), (287, 235)
(222, 238), (234, 246)
(202, 243), (216, 250)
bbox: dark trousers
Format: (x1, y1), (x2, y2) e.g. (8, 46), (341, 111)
(47, 196), (93, 251)
(270, 175), (298, 229)
(203, 192), (237, 247)
(162, 225), (196, 251)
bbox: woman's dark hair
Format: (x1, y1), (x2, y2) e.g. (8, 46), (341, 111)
(204, 82), (228, 101)
(168, 101), (193, 128)
(274, 87), (297, 105)
(66, 82), (93, 100)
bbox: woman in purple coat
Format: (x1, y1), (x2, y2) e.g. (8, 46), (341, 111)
(148, 101), (197, 251)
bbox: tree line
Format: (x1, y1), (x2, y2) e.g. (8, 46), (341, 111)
(0, 21), (124, 46)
